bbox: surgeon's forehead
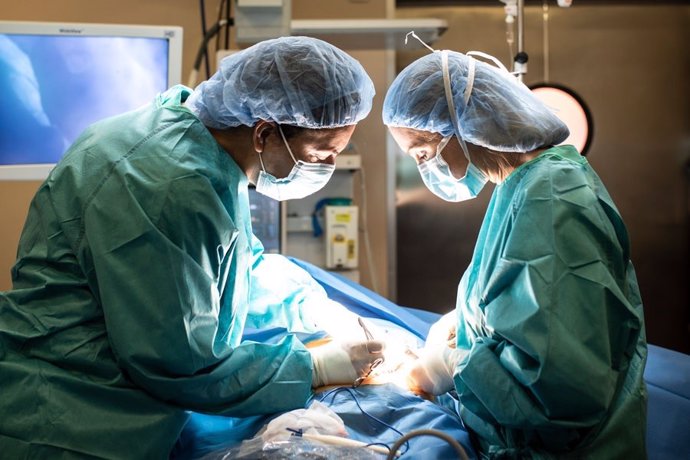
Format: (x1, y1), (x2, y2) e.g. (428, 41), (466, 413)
(299, 125), (356, 152)
(389, 126), (442, 147)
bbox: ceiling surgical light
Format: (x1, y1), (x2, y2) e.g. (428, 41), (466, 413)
(531, 83), (593, 156)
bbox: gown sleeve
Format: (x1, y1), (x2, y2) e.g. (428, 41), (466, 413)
(83, 169), (313, 417)
(246, 253), (327, 333)
(454, 168), (643, 450)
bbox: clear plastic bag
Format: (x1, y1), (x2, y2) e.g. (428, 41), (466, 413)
(202, 436), (384, 459)
(198, 401), (385, 459)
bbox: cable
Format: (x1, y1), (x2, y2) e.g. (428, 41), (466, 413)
(542, 0), (550, 83)
(187, 19), (228, 88)
(338, 141), (380, 294)
(319, 387), (404, 438)
(386, 428), (470, 460)
(319, 386), (409, 455)
(506, 15), (515, 72)
(517, 0), (524, 62)
(214, 0), (226, 51)
(319, 388), (470, 458)
(365, 442), (392, 454)
(310, 197), (352, 238)
(502, 1), (516, 72)
(224, 0), (231, 49)
(357, 164), (381, 294)
(198, 0), (211, 80)
(514, 0), (527, 82)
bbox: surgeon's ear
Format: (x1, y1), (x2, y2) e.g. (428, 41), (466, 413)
(252, 120), (276, 153)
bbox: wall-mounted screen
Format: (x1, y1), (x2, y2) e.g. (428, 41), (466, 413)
(0, 21), (183, 180)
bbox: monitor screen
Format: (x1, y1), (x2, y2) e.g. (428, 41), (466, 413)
(0, 21), (183, 180)
(248, 186), (285, 254)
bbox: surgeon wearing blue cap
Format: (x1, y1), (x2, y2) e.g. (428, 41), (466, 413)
(384, 49), (647, 458)
(0, 36), (380, 458)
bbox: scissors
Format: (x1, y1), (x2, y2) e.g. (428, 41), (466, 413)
(353, 318), (384, 388)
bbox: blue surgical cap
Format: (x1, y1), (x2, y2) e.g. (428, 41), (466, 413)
(187, 36), (375, 129)
(383, 51), (569, 153)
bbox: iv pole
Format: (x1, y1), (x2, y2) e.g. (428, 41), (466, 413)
(509, 0), (572, 81)
(514, 0), (528, 82)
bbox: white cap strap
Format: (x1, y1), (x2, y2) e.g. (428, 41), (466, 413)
(467, 50), (510, 74)
(405, 31), (437, 53)
(441, 50), (476, 163)
(441, 51), (459, 131)
(463, 58), (476, 105)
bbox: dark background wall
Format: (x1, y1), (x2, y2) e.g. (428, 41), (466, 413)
(394, 4), (690, 353)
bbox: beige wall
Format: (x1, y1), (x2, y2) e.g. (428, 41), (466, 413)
(0, 182), (37, 287)
(0, 0), (392, 295)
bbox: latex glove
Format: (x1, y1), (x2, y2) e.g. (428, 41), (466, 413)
(407, 344), (466, 396)
(310, 340), (385, 388)
(426, 311), (457, 349)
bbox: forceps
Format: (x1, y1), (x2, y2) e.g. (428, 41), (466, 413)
(353, 318), (384, 388)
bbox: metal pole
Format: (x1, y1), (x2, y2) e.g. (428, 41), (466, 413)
(513, 0), (528, 81)
(514, 0), (528, 82)
(517, 0), (524, 58)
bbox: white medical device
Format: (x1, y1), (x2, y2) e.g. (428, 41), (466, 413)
(324, 205), (358, 270)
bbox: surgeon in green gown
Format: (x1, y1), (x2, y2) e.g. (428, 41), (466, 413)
(0, 36), (383, 458)
(383, 49), (647, 458)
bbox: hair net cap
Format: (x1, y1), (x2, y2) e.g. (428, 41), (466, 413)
(383, 51), (569, 153)
(187, 36), (375, 129)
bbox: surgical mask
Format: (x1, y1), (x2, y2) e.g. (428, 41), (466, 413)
(418, 135), (488, 202)
(416, 50), (487, 202)
(255, 125), (335, 201)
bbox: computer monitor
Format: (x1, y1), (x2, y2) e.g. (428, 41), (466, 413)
(0, 21), (183, 180)
(248, 186), (286, 255)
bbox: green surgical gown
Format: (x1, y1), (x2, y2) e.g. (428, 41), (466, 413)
(0, 86), (313, 458)
(452, 146), (647, 458)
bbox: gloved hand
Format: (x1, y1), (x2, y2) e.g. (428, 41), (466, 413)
(425, 310), (457, 349)
(406, 343), (466, 396)
(310, 340), (385, 388)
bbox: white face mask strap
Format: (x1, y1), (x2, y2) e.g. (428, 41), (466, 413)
(277, 124), (298, 165)
(437, 135), (452, 153)
(258, 151), (267, 172)
(441, 50), (473, 162)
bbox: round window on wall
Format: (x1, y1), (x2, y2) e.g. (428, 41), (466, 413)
(530, 83), (593, 156)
